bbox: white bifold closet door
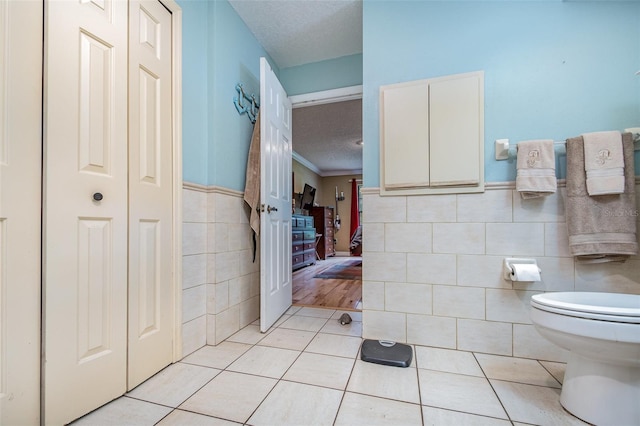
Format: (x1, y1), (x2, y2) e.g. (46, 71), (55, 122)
(43, 1), (174, 424)
(127, 0), (175, 390)
(0, 0), (42, 423)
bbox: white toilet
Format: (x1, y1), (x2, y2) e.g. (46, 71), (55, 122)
(530, 292), (640, 426)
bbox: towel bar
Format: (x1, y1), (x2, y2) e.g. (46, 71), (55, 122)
(495, 139), (566, 161)
(495, 134), (640, 161)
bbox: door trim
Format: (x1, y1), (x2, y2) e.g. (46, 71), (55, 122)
(290, 85), (363, 177)
(289, 85), (363, 109)
(160, 0), (183, 362)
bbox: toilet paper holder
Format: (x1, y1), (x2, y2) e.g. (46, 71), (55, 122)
(503, 258), (541, 281)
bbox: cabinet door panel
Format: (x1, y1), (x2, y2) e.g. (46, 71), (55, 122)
(379, 72), (483, 195)
(429, 74), (481, 187)
(380, 80), (430, 189)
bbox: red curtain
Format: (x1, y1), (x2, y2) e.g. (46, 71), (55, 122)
(350, 179), (359, 238)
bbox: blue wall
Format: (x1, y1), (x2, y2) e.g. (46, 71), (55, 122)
(280, 54), (363, 96)
(180, 1), (638, 189)
(179, 0), (275, 189)
(179, 0), (362, 189)
(207, 0), (277, 190)
(181, 0), (209, 185)
(363, 1), (640, 187)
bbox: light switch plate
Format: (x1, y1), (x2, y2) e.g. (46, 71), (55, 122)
(495, 139), (510, 160)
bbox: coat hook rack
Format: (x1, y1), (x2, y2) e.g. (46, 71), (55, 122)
(233, 83), (259, 124)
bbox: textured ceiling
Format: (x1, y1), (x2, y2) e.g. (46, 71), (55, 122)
(228, 0), (363, 69)
(293, 99), (363, 176)
(229, 0), (363, 176)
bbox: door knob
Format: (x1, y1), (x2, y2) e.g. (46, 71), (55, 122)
(267, 205), (278, 213)
(93, 192), (103, 201)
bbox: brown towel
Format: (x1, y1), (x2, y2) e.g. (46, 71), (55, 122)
(515, 139), (557, 199)
(565, 132), (638, 262)
(243, 112), (261, 236)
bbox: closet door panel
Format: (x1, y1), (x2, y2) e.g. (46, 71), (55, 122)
(380, 80), (430, 190)
(78, 32), (113, 174)
(429, 74), (482, 187)
(43, 0), (129, 423)
(0, 1), (42, 422)
(127, 0), (174, 390)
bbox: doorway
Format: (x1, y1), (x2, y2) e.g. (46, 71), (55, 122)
(290, 86), (363, 311)
(292, 256), (362, 310)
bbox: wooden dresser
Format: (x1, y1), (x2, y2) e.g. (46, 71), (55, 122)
(292, 214), (316, 270)
(311, 206), (335, 260)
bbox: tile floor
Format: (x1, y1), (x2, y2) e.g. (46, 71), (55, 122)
(73, 306), (588, 426)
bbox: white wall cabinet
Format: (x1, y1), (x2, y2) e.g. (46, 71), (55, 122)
(380, 71), (484, 195)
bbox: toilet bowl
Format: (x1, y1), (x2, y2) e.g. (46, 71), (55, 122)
(530, 292), (640, 426)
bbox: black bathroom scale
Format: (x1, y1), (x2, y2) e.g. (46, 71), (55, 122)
(360, 339), (413, 368)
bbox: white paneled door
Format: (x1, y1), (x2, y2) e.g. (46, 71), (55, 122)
(43, 0), (129, 423)
(259, 57), (293, 332)
(44, 1), (177, 424)
(128, 0), (174, 390)
(0, 0), (42, 423)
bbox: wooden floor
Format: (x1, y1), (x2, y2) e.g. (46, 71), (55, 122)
(292, 256), (362, 311)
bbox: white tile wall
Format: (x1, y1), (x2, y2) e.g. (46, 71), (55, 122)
(513, 189), (565, 223)
(215, 305), (241, 343)
(362, 281), (385, 311)
(182, 285), (207, 323)
(486, 223), (545, 256)
(433, 223), (485, 254)
(362, 184), (640, 360)
(407, 253), (456, 285)
(513, 324), (568, 362)
(363, 193), (407, 223)
(406, 314), (456, 349)
(182, 186), (259, 356)
(458, 190), (512, 223)
(208, 189), (258, 345)
(485, 289), (537, 324)
(385, 282), (432, 315)
(457, 255), (509, 288)
(407, 194), (456, 222)
(458, 319), (513, 356)
(182, 254), (207, 290)
(363, 223), (384, 252)
(182, 316), (206, 357)
(385, 223), (432, 253)
(215, 251), (240, 283)
(543, 223), (571, 257)
(182, 189), (207, 223)
(363, 252), (406, 282)
(362, 310), (407, 343)
(213, 282), (229, 314)
(182, 223), (207, 256)
(183, 183), (639, 360)
(433, 285), (485, 320)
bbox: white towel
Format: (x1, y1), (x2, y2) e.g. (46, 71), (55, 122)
(582, 130), (624, 196)
(515, 139), (557, 199)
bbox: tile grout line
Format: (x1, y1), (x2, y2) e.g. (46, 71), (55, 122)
(537, 359), (563, 387)
(239, 309), (338, 424)
(472, 351), (514, 424)
(330, 337), (360, 426)
(412, 344), (426, 426)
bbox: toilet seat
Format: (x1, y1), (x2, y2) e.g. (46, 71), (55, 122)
(531, 292), (640, 324)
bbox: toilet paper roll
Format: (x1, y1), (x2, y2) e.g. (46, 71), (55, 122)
(510, 263), (541, 281)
